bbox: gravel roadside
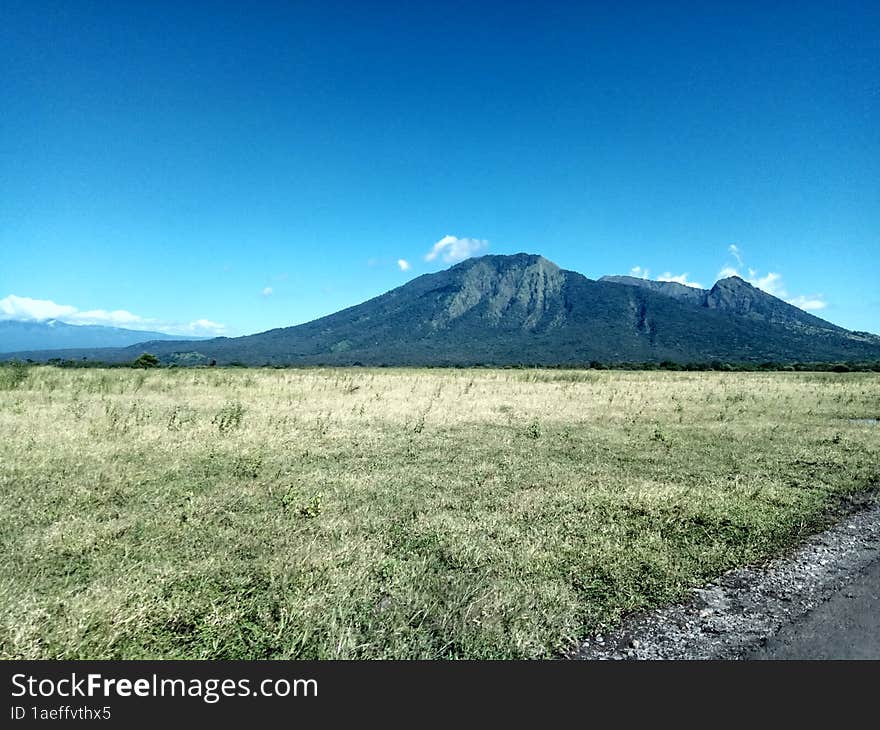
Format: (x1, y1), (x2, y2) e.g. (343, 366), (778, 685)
(571, 495), (880, 660)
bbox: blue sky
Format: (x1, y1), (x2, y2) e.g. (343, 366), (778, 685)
(2, 1), (878, 336)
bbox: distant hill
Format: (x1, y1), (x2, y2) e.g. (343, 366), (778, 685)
(0, 320), (202, 354)
(5, 254), (880, 365)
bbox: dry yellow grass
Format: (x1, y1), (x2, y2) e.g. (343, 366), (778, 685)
(1, 366), (878, 658)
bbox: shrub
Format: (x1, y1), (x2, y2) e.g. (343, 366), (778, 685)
(132, 353), (160, 369)
(526, 417), (541, 439)
(0, 361), (28, 390)
(212, 401), (245, 433)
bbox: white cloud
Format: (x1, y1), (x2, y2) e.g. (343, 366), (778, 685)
(0, 294), (227, 336)
(424, 235), (489, 263)
(397, 259), (411, 271)
(626, 267), (702, 288)
(747, 270), (786, 298)
(184, 319), (228, 335)
(262, 287), (273, 296)
(0, 294), (77, 321)
(657, 272), (703, 289)
(70, 308), (146, 327)
(0, 295), (147, 327)
(787, 295), (827, 312)
(720, 268), (785, 298)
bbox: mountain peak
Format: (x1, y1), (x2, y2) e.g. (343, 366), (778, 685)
(440, 253), (564, 328)
(711, 275), (755, 290)
(705, 275), (847, 332)
(453, 252), (559, 272)
(707, 275), (770, 305)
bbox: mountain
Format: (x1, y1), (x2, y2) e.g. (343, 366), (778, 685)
(0, 320), (202, 354)
(599, 275), (848, 334)
(5, 254), (880, 365)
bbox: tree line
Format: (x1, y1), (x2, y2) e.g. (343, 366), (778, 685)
(3, 354), (879, 373)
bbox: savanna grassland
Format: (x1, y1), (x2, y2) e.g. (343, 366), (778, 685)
(1, 365), (878, 659)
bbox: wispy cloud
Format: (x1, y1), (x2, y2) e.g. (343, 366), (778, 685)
(787, 295), (827, 312)
(717, 247), (827, 311)
(657, 272), (703, 289)
(180, 319), (226, 335)
(0, 294), (227, 336)
(425, 235), (488, 263)
(262, 287), (274, 296)
(397, 259), (411, 271)
(627, 266), (702, 288)
(185, 319), (227, 336)
(728, 244), (744, 268)
(746, 269), (785, 298)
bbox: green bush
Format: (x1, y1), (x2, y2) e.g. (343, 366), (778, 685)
(132, 353), (160, 369)
(0, 361), (28, 390)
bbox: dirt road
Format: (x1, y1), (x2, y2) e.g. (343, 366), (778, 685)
(749, 557), (880, 659)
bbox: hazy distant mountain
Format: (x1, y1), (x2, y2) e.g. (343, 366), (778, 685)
(6, 254), (880, 365)
(0, 319), (202, 353)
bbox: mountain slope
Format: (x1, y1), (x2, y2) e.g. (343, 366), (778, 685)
(6, 254), (880, 365)
(0, 320), (203, 353)
(598, 275), (706, 306)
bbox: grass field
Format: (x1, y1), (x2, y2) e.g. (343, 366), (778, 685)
(1, 366), (878, 659)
